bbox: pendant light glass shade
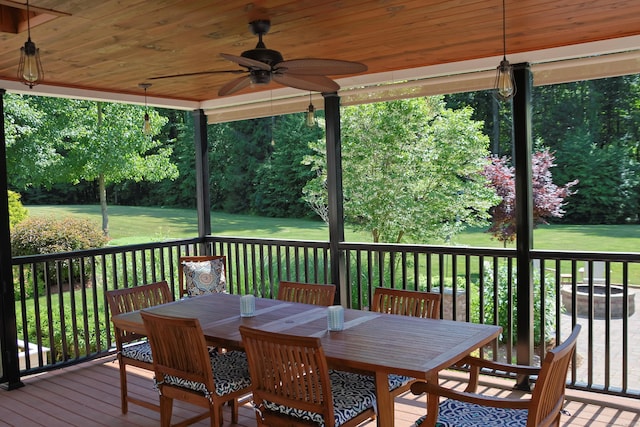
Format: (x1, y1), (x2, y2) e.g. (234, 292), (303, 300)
(139, 83), (152, 136)
(494, 57), (515, 101)
(306, 103), (315, 127)
(17, 1), (44, 88)
(306, 92), (315, 127)
(494, 0), (515, 101)
(143, 112), (152, 136)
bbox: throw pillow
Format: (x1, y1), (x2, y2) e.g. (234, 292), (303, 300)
(182, 259), (227, 296)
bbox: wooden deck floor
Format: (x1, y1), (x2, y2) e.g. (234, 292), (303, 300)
(1, 356), (639, 427)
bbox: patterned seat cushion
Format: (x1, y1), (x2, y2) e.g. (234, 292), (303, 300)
(182, 259), (227, 296)
(262, 369), (376, 427)
(121, 341), (153, 363)
(414, 398), (529, 427)
(388, 373), (414, 391)
(163, 350), (251, 397)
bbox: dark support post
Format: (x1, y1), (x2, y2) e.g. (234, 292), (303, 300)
(323, 92), (346, 304)
(0, 89), (24, 390)
(512, 63), (534, 389)
(193, 109), (211, 253)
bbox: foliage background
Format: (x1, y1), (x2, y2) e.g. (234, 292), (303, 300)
(10, 74), (640, 228)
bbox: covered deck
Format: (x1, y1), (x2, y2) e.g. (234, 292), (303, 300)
(2, 1), (640, 420)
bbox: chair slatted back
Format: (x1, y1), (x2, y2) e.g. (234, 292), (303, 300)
(106, 280), (173, 345)
(528, 324), (581, 427)
(239, 325), (335, 426)
(141, 311), (215, 389)
(372, 287), (441, 319)
(277, 281), (336, 306)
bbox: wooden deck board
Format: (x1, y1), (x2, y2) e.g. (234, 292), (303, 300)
(0, 356), (638, 427)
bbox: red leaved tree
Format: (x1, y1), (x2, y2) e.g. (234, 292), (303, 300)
(482, 149), (578, 246)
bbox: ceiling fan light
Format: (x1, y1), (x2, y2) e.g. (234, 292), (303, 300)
(250, 70), (271, 85)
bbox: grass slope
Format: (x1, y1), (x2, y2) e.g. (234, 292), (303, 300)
(25, 205), (640, 252)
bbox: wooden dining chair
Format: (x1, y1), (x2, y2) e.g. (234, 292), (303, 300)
(239, 325), (377, 427)
(371, 287), (442, 415)
(105, 280), (173, 414)
(179, 255), (227, 297)
(371, 287), (441, 319)
(410, 325), (582, 427)
(276, 281), (336, 306)
(141, 311), (252, 427)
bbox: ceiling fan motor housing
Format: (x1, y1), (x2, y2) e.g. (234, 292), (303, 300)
(241, 48), (283, 67)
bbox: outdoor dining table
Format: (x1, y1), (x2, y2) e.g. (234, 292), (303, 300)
(112, 292), (502, 427)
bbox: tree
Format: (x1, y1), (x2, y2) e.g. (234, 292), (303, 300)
(304, 97), (499, 243)
(252, 114), (323, 218)
(482, 148), (578, 246)
(552, 130), (639, 224)
(6, 95), (177, 236)
(208, 118), (273, 213)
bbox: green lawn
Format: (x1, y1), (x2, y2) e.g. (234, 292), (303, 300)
(24, 204), (640, 252)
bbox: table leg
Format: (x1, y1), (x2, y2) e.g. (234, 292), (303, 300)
(425, 372), (439, 427)
(374, 371), (393, 427)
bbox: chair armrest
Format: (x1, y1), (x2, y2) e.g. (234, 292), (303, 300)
(456, 355), (541, 392)
(410, 381), (532, 410)
(460, 355), (542, 376)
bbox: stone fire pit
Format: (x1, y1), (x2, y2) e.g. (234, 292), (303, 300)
(561, 284), (635, 319)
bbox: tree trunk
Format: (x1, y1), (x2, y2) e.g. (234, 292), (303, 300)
(99, 173), (108, 236)
(492, 97), (500, 155)
(96, 103), (109, 236)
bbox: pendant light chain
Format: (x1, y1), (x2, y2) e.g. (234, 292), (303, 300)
(18, 0), (45, 88)
(494, 0), (516, 101)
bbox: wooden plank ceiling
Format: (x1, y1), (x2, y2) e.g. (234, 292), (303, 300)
(0, 0), (638, 113)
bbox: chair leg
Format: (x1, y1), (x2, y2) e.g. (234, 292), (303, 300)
(159, 395), (174, 427)
(118, 357), (128, 414)
(210, 404), (221, 427)
(230, 398), (239, 424)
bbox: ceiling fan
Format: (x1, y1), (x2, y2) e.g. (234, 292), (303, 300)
(149, 20), (367, 96)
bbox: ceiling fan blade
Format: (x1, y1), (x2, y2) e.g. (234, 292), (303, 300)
(273, 74), (340, 93)
(149, 70), (245, 80)
(218, 75), (252, 96)
(220, 53), (271, 71)
(277, 59), (367, 76)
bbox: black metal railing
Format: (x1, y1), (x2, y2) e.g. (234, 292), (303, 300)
(10, 236), (640, 399)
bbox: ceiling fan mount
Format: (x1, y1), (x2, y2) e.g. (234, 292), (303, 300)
(241, 46), (283, 68)
(240, 20), (283, 67)
(149, 19), (367, 97)
(248, 19), (271, 37)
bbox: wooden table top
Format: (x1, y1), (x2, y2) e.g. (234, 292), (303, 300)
(112, 292), (502, 380)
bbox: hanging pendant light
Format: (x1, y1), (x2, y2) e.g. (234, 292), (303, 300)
(494, 0), (515, 101)
(17, 0), (44, 88)
(138, 83), (152, 136)
(306, 92), (316, 127)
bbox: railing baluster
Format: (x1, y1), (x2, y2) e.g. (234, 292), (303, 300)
(8, 237), (640, 400)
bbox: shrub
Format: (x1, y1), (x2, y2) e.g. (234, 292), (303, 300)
(11, 216), (109, 295)
(11, 216), (108, 256)
(8, 190), (28, 228)
(475, 263), (556, 347)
